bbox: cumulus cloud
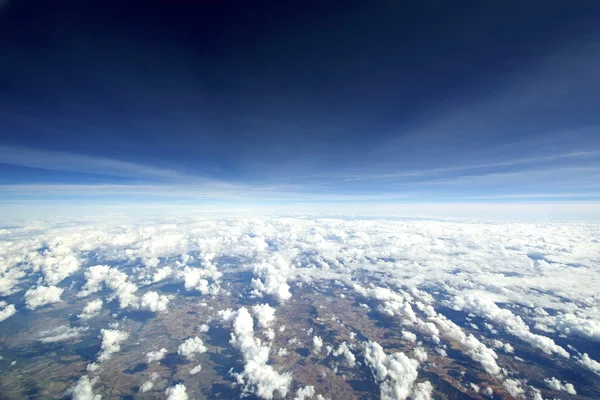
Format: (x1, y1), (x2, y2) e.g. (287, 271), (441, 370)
(190, 364), (202, 375)
(227, 307), (292, 399)
(146, 348), (167, 364)
(66, 375), (101, 400)
(452, 293), (570, 358)
(364, 340), (428, 400)
(38, 325), (88, 343)
(24, 285), (64, 310)
(251, 256), (293, 302)
(97, 329), (129, 362)
(79, 299), (103, 320)
(313, 336), (323, 354)
(0, 302), (16, 322)
(332, 341), (356, 366)
(165, 383), (188, 400)
(544, 377), (576, 394)
(252, 303), (276, 329)
(79, 265), (139, 310)
(503, 379), (524, 398)
(140, 291), (170, 313)
(294, 385), (315, 400)
(183, 263), (221, 295)
(578, 353), (600, 374)
(177, 337), (207, 360)
(152, 266), (173, 283)
(139, 372), (159, 393)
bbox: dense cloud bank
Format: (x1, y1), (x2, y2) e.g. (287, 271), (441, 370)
(0, 215), (599, 399)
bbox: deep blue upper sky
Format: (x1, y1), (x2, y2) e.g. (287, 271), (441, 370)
(1, 0), (600, 206)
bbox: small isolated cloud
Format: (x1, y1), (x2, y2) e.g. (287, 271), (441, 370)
(0, 302), (16, 322)
(66, 375), (101, 400)
(152, 266), (173, 283)
(503, 379), (524, 398)
(190, 364), (202, 375)
(313, 336), (323, 354)
(294, 385), (315, 400)
(24, 285), (64, 310)
(140, 291), (170, 313)
(251, 257), (292, 303)
(146, 348), (168, 364)
(177, 337), (207, 360)
(402, 331), (417, 343)
(545, 377), (576, 394)
(79, 299), (103, 320)
(38, 325), (88, 343)
(165, 383), (188, 400)
(97, 329), (129, 362)
(139, 372), (159, 393)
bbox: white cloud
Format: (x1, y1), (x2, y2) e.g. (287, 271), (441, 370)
(0, 302), (16, 322)
(364, 340), (427, 400)
(452, 293), (570, 358)
(165, 383), (188, 400)
(294, 385), (315, 400)
(79, 299), (103, 320)
(146, 348), (167, 364)
(401, 331), (417, 343)
(190, 364), (202, 375)
(503, 379), (525, 398)
(332, 342), (356, 366)
(24, 285), (64, 310)
(578, 353), (600, 374)
(139, 291), (170, 313)
(177, 337), (207, 360)
(252, 303), (276, 329)
(544, 377), (576, 394)
(66, 375), (101, 400)
(152, 266), (173, 283)
(227, 307), (292, 399)
(251, 256), (293, 302)
(139, 372), (159, 393)
(97, 329), (129, 362)
(313, 336), (323, 354)
(38, 325), (88, 343)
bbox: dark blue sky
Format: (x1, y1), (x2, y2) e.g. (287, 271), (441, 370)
(1, 0), (600, 207)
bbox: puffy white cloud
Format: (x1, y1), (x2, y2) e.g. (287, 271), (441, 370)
(503, 379), (524, 398)
(199, 323), (210, 332)
(401, 331), (417, 343)
(139, 291), (170, 313)
(97, 329), (129, 362)
(544, 377), (576, 394)
(0, 302), (16, 322)
(578, 353), (600, 374)
(177, 337), (207, 360)
(452, 293), (570, 358)
(294, 385), (315, 400)
(24, 285), (64, 310)
(364, 340), (425, 400)
(152, 266), (173, 283)
(165, 383), (188, 400)
(313, 336), (323, 354)
(38, 325), (88, 343)
(182, 263), (221, 295)
(252, 303), (276, 329)
(332, 342), (356, 366)
(67, 375), (101, 400)
(139, 372), (159, 393)
(190, 364), (202, 375)
(79, 299), (103, 320)
(251, 256), (293, 302)
(146, 348), (167, 364)
(227, 307), (292, 399)
(79, 265), (139, 310)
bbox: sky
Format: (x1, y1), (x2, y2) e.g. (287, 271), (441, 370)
(1, 0), (600, 217)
